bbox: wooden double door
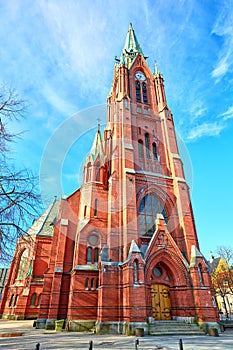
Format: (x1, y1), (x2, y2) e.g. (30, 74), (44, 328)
(151, 284), (171, 320)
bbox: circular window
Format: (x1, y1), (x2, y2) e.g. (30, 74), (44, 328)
(153, 267), (162, 277)
(88, 233), (99, 246)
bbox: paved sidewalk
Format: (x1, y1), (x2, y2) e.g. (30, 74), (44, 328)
(0, 320), (233, 350)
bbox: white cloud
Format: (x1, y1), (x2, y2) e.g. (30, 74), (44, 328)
(42, 84), (77, 117)
(211, 1), (233, 81)
(187, 122), (225, 141)
(221, 106), (233, 121)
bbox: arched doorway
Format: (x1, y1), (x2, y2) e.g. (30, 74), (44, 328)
(150, 263), (172, 320)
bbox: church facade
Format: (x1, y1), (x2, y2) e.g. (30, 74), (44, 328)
(0, 24), (219, 334)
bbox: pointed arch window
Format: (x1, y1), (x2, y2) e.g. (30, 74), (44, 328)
(139, 193), (168, 236)
(94, 247), (99, 263)
(138, 140), (144, 159)
(87, 247), (93, 264)
(136, 82), (141, 102)
(198, 263), (204, 287)
(94, 199), (98, 217)
(38, 293), (42, 307)
(95, 162), (101, 182)
(152, 142), (158, 160)
(17, 249), (28, 280)
(145, 133), (150, 159)
(142, 83), (148, 103)
(86, 162), (92, 183)
(133, 260), (139, 283)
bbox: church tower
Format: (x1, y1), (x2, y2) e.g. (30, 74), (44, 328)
(0, 23), (219, 335)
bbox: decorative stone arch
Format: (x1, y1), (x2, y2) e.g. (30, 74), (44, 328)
(145, 249), (190, 287)
(145, 249), (192, 320)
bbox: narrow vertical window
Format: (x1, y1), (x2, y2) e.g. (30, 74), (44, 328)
(38, 293), (42, 307)
(87, 247), (92, 264)
(145, 133), (150, 159)
(95, 162), (101, 182)
(85, 278), (89, 290)
(138, 140), (144, 159)
(198, 264), (204, 287)
(136, 82), (141, 102)
(152, 142), (157, 160)
(91, 278), (95, 290)
(84, 205), (87, 218)
(142, 83), (148, 103)
(133, 260), (139, 283)
(86, 163), (92, 182)
(96, 278), (99, 289)
(9, 294), (14, 307)
(94, 199), (98, 217)
(30, 293), (37, 307)
(94, 247), (99, 263)
(14, 294), (19, 307)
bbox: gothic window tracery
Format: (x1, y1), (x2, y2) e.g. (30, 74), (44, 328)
(139, 193), (167, 236)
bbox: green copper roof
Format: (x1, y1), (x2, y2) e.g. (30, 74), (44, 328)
(120, 23), (144, 68)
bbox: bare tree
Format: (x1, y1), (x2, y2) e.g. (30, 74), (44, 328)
(0, 86), (41, 264)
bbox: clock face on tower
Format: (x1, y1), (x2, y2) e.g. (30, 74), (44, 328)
(135, 71), (146, 81)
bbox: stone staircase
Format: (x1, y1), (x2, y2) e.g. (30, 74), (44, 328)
(149, 321), (205, 336)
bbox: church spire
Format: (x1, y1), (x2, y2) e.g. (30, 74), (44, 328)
(120, 23), (144, 68)
(88, 124), (105, 164)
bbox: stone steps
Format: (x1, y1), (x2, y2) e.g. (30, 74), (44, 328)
(149, 321), (205, 336)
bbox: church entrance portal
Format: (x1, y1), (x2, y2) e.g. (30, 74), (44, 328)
(151, 284), (171, 320)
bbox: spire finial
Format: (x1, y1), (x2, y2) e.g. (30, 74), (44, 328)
(154, 61), (160, 75)
(97, 118), (101, 132)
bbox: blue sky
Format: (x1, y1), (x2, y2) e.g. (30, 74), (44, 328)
(0, 0), (233, 259)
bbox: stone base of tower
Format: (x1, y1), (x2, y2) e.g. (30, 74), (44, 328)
(95, 321), (148, 335)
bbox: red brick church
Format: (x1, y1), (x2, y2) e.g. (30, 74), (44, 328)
(0, 24), (219, 334)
